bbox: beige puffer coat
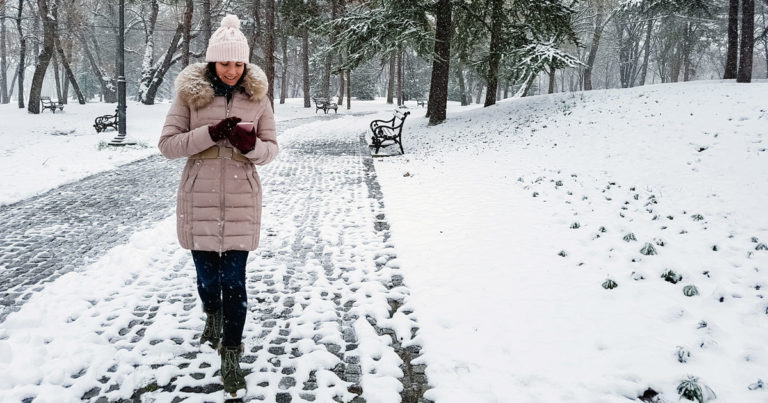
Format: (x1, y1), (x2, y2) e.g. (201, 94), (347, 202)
(158, 62), (278, 252)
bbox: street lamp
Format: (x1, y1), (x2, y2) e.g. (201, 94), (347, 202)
(108, 0), (135, 146)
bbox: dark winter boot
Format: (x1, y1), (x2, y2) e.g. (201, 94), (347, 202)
(220, 344), (247, 399)
(200, 310), (222, 350)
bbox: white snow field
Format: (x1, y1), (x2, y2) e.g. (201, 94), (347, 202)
(0, 80), (766, 403)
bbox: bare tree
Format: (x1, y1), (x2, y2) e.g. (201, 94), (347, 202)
(27, 0), (56, 114)
(426, 0), (451, 125)
(15, 0), (25, 108)
(724, 0), (739, 78)
(386, 54), (395, 104)
(181, 0), (193, 67)
(302, 25), (309, 107)
(265, 0), (275, 107)
(202, 0), (211, 47)
(0, 0), (8, 103)
(737, 0), (755, 82)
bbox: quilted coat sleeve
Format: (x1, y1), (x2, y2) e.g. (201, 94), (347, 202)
(244, 99), (279, 166)
(158, 96), (216, 159)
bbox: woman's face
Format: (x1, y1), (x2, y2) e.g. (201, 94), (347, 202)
(215, 61), (245, 86)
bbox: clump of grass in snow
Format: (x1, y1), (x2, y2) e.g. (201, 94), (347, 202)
(677, 376), (715, 403)
(691, 214), (705, 221)
(570, 222), (580, 229)
(623, 233), (637, 242)
(683, 285), (700, 296)
(756, 243), (768, 251)
(641, 242), (657, 255)
(602, 279), (618, 289)
(661, 269), (683, 284)
(676, 346), (691, 363)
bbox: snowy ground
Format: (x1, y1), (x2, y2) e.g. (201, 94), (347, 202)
(1, 81), (767, 402)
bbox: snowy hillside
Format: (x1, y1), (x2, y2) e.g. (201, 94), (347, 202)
(370, 80), (768, 402)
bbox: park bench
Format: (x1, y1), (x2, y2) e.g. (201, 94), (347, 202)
(94, 109), (119, 133)
(416, 99), (426, 108)
(312, 97), (338, 114)
(369, 108), (410, 155)
(40, 96), (64, 113)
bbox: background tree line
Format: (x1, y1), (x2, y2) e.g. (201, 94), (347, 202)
(0, 0), (765, 123)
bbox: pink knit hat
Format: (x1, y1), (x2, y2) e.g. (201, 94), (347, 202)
(205, 15), (249, 63)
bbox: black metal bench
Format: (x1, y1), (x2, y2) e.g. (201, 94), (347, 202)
(416, 99), (426, 107)
(40, 96), (64, 113)
(369, 109), (410, 155)
(94, 109), (119, 133)
(312, 97), (338, 114)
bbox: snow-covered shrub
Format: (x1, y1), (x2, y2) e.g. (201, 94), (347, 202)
(683, 285), (700, 296)
(691, 214), (705, 221)
(641, 243), (657, 255)
(661, 269), (682, 284)
(677, 376), (715, 403)
(602, 279), (618, 289)
(623, 233), (637, 242)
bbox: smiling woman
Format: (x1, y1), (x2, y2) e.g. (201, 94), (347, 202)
(215, 62), (245, 86)
(157, 13), (278, 401)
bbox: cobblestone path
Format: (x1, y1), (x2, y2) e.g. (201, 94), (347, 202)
(0, 116), (430, 402)
(0, 117), (342, 323)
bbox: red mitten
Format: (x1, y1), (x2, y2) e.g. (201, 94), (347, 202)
(209, 116), (241, 142)
(228, 123), (256, 154)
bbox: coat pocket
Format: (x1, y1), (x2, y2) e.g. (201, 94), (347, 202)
(245, 167), (260, 194)
(183, 160), (204, 193)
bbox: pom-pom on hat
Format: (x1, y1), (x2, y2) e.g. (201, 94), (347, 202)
(205, 15), (250, 63)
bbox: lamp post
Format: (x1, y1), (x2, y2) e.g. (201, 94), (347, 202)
(108, 0), (135, 146)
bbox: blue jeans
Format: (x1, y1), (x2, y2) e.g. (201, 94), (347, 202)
(191, 250), (248, 347)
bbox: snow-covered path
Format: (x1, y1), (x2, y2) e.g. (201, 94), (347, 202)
(0, 117), (427, 402)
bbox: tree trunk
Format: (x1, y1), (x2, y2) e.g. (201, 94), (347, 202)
(475, 82), (483, 104)
(724, 0), (739, 79)
(182, 0), (193, 67)
(52, 51), (62, 101)
(142, 24), (183, 105)
(386, 54), (395, 104)
(0, 0), (8, 103)
(28, 0), (55, 114)
(15, 0), (24, 108)
(584, 0), (605, 90)
(484, 0), (502, 106)
(80, 31), (117, 103)
(250, 0), (262, 63)
(345, 69), (350, 109)
(427, 0), (451, 125)
(302, 26), (310, 107)
(265, 0), (275, 107)
(639, 18), (653, 85)
(456, 61), (467, 106)
(337, 0), (346, 105)
(397, 47), (403, 106)
(737, 0), (755, 82)
(548, 63), (556, 94)
(280, 20), (287, 104)
(55, 35), (85, 104)
(203, 0), (212, 47)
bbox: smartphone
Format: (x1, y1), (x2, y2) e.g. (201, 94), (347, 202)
(236, 121), (254, 132)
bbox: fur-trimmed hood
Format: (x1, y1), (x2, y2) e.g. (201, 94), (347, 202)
(175, 62), (268, 110)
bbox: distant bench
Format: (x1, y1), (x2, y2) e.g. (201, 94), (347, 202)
(312, 97), (338, 114)
(416, 99), (426, 108)
(94, 109), (119, 133)
(369, 109), (410, 155)
(40, 96), (64, 113)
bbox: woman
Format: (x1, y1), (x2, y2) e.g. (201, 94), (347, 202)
(158, 14), (278, 399)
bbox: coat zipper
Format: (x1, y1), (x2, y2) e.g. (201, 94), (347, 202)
(219, 96), (235, 253)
